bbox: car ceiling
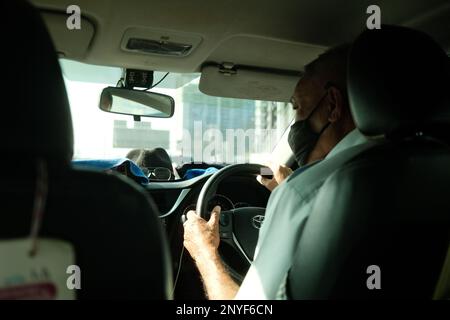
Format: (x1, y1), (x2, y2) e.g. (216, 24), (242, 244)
(31, 0), (450, 74)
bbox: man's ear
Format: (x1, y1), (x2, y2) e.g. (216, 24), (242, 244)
(326, 86), (343, 123)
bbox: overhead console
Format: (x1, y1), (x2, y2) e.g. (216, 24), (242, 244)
(120, 27), (203, 58)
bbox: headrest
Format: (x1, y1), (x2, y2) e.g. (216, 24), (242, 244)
(1, 1), (73, 164)
(348, 25), (450, 138)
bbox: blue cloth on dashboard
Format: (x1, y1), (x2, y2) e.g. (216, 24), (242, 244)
(72, 158), (149, 184)
(183, 167), (219, 180)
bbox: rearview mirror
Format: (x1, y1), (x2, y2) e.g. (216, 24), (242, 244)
(99, 87), (174, 118)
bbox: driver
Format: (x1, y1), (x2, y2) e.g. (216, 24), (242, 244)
(183, 43), (369, 299)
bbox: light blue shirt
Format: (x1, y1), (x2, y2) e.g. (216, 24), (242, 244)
(235, 129), (369, 299)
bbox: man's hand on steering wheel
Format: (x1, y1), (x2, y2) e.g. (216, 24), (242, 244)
(183, 206), (221, 262)
(181, 164), (268, 299)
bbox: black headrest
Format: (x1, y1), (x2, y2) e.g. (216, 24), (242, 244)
(1, 1), (73, 164)
(348, 25), (450, 138)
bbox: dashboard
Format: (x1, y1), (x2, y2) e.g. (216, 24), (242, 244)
(146, 173), (270, 220)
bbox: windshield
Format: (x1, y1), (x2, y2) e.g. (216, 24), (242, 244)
(61, 59), (295, 166)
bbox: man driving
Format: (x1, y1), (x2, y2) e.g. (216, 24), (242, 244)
(257, 43), (360, 191)
(183, 43), (369, 299)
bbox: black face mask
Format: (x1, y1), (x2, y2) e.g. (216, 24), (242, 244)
(288, 90), (331, 167)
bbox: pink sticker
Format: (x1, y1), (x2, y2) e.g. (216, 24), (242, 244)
(0, 283), (57, 300)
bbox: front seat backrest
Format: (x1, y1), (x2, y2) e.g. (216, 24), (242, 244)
(0, 1), (172, 299)
(288, 25), (450, 299)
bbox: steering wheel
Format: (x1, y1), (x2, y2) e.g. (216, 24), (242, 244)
(196, 163), (267, 280)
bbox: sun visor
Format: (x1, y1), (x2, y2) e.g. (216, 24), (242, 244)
(199, 65), (300, 102)
(41, 11), (95, 59)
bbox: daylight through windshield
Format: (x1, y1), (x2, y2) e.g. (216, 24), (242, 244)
(61, 60), (295, 166)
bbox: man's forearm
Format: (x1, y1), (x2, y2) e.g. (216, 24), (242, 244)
(195, 250), (239, 300)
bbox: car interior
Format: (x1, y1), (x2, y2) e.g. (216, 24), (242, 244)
(0, 0), (449, 300)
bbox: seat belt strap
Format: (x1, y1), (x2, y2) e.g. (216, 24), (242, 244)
(433, 244), (450, 299)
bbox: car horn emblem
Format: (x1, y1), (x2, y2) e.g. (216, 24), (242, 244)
(252, 215), (265, 230)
